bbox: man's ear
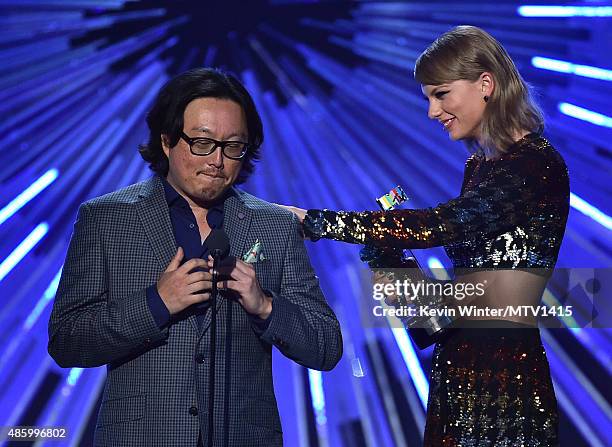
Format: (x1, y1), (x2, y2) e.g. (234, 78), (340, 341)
(480, 72), (495, 97)
(161, 134), (171, 158)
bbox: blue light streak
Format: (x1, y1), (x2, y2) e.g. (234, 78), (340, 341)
(427, 256), (451, 280)
(531, 57), (612, 81)
(66, 368), (84, 387)
(308, 369), (327, 426)
(559, 103), (612, 128)
(391, 327), (429, 408)
(0, 169), (58, 226)
(518, 6), (612, 17)
(570, 193), (612, 231)
(24, 268), (63, 330)
(0, 222), (49, 283)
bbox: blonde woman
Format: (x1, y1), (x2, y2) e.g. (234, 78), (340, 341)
(285, 26), (567, 445)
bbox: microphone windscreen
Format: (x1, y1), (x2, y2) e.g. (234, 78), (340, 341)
(206, 229), (230, 259)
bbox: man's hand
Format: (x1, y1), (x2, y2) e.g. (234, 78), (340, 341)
(208, 257), (272, 319)
(157, 247), (212, 314)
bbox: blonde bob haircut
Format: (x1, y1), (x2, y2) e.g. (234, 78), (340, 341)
(414, 25), (544, 158)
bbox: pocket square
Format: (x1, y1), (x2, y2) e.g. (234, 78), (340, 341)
(243, 239), (266, 263)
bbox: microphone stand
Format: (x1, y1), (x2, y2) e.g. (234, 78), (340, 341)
(207, 249), (221, 447)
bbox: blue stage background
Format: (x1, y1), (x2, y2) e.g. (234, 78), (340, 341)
(0, 1), (610, 446)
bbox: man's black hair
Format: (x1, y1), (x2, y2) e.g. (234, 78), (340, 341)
(139, 67), (263, 184)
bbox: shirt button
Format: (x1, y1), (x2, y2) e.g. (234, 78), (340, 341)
(189, 223), (195, 229)
(195, 354), (205, 364)
(189, 406), (198, 416)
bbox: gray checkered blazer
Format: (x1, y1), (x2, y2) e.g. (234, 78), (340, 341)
(48, 176), (342, 447)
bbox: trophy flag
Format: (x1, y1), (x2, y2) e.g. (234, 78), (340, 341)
(376, 185), (408, 211)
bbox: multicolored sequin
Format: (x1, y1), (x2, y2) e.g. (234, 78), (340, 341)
(304, 134), (569, 272)
(424, 324), (559, 447)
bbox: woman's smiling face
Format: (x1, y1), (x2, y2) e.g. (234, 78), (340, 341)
(422, 73), (493, 143)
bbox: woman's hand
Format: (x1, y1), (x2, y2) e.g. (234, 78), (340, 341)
(277, 205), (307, 223)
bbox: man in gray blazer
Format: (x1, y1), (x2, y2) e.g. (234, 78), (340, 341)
(48, 68), (342, 447)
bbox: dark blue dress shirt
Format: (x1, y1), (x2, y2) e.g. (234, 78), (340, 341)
(146, 178), (271, 332)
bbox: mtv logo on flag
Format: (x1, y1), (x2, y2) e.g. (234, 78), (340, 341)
(376, 185), (408, 211)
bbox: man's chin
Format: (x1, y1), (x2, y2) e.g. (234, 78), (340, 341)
(191, 185), (229, 206)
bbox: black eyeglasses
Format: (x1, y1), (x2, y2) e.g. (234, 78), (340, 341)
(180, 131), (249, 160)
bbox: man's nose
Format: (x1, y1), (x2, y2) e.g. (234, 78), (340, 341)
(207, 146), (224, 167)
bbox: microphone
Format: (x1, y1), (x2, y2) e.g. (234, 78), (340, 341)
(204, 229), (230, 447)
(206, 229), (230, 261)
(206, 229), (236, 270)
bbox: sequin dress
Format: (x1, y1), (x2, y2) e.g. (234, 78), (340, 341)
(303, 133), (569, 446)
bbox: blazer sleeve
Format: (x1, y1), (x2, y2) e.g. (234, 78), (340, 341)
(48, 203), (169, 368)
(259, 213), (343, 371)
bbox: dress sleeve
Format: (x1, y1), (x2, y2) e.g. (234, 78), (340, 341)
(303, 148), (562, 249)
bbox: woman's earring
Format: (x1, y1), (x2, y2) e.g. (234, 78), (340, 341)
(483, 95), (489, 102)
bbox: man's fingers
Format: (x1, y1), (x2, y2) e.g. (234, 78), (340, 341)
(188, 281), (213, 293)
(212, 264), (232, 275)
(212, 263), (249, 280)
(187, 292), (211, 304)
(232, 259), (252, 275)
(166, 246), (184, 272)
(178, 258), (208, 273)
(185, 271), (212, 284)
(221, 279), (242, 292)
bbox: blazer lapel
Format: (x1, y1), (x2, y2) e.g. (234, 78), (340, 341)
(197, 188), (253, 337)
(135, 177), (177, 271)
(134, 177), (202, 330)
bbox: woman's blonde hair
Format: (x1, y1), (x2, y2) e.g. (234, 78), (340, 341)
(414, 25), (543, 158)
